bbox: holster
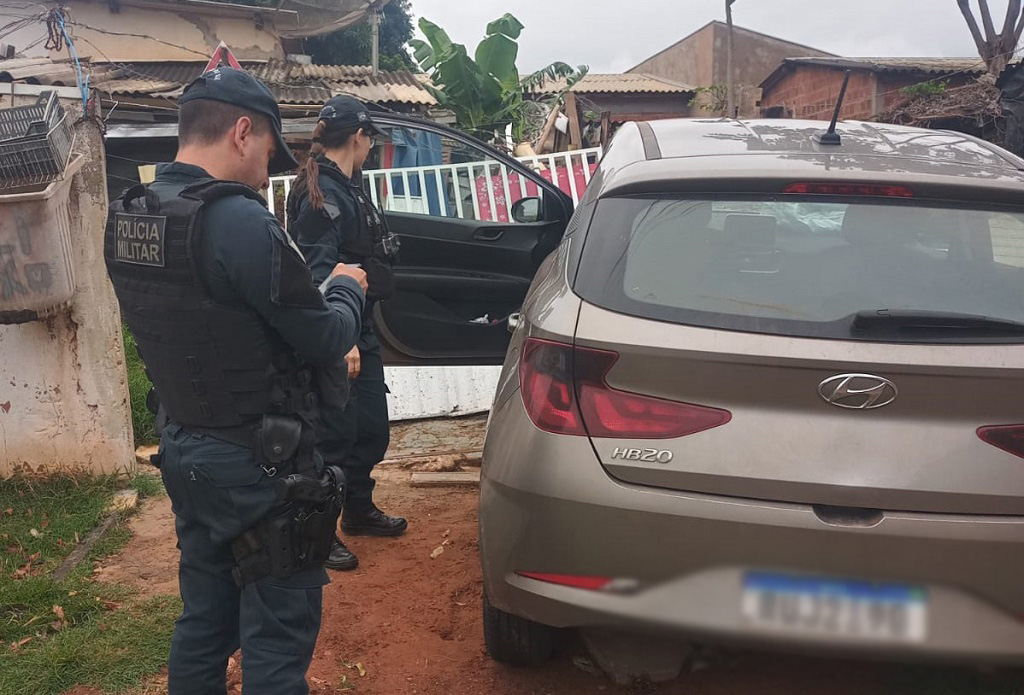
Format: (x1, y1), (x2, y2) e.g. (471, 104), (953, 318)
(230, 415), (345, 586)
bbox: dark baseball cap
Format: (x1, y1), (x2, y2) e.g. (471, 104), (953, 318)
(318, 95), (383, 137)
(179, 67), (299, 175)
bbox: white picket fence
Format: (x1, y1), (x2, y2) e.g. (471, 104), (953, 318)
(267, 146), (602, 227)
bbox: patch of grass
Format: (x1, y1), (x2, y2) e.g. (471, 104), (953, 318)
(123, 323), (158, 448)
(0, 595), (180, 695)
(0, 474), (142, 650)
(128, 471), (165, 500)
(0, 474), (122, 577)
(0, 473), (174, 693)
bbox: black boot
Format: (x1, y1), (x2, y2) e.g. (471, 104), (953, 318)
(342, 504), (408, 537)
(324, 536), (359, 571)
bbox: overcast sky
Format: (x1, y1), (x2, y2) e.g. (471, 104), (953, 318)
(409, 0), (996, 73)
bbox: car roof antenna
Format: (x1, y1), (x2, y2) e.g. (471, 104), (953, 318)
(815, 70), (851, 146)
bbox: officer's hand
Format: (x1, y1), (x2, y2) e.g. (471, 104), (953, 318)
(345, 345), (361, 380)
(330, 263), (368, 292)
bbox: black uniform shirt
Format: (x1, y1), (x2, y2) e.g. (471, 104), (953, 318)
(288, 162), (360, 288)
(288, 161), (379, 351)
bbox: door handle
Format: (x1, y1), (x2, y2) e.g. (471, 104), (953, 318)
(473, 228), (505, 241)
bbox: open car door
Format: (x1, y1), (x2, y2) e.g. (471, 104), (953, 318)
(362, 115), (575, 365)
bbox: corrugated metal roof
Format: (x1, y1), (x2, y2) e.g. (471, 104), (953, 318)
(530, 72), (695, 95)
(784, 56), (987, 74)
(0, 57), (122, 87)
(0, 57), (436, 106)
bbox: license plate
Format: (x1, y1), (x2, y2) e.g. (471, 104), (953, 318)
(741, 572), (928, 642)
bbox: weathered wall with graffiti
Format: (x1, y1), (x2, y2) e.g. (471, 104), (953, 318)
(0, 90), (134, 477)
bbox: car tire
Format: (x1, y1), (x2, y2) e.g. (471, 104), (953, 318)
(482, 593), (556, 666)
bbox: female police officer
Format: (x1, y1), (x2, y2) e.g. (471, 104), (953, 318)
(286, 95), (407, 571)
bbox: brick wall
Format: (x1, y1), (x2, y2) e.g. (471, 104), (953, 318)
(762, 66), (880, 120)
(876, 73), (977, 112)
(762, 66), (982, 121)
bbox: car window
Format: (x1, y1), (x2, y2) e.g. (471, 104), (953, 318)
(575, 195), (1024, 342)
(365, 124), (540, 224)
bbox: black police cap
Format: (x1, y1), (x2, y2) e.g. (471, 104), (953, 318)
(318, 95), (383, 137)
(180, 67), (299, 175)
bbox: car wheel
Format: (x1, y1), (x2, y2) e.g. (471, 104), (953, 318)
(482, 593), (556, 666)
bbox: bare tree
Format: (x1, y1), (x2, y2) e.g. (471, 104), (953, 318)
(957, 0), (1024, 74)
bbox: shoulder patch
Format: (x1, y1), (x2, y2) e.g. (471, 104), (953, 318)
(114, 213), (167, 267)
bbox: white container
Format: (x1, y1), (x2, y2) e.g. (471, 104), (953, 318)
(0, 154), (82, 323)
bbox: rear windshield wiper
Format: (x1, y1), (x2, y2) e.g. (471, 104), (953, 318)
(852, 310), (1024, 333)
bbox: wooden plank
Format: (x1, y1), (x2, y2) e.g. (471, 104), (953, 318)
(534, 104), (561, 155)
(410, 471), (481, 488)
(565, 91), (583, 150)
(600, 111), (612, 148)
(106, 489), (139, 514)
(52, 515), (117, 582)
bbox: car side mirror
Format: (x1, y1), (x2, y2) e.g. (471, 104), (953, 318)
(511, 197), (542, 224)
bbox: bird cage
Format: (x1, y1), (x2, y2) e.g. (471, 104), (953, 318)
(0, 91), (75, 193)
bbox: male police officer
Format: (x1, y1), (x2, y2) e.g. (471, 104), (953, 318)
(104, 68), (366, 695)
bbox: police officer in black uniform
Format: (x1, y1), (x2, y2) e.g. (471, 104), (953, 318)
(286, 96), (407, 571)
(104, 68), (368, 695)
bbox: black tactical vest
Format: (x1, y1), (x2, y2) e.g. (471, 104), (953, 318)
(286, 162), (397, 301)
(104, 180), (316, 439)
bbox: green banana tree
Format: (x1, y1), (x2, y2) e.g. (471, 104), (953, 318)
(410, 13), (587, 143)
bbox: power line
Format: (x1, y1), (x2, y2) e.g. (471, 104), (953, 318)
(107, 152), (161, 165)
(64, 19), (212, 60)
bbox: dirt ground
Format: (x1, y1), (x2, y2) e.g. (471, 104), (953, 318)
(89, 417), (1015, 695)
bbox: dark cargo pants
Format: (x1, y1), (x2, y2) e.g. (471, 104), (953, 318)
(159, 423), (327, 695)
(317, 342), (390, 513)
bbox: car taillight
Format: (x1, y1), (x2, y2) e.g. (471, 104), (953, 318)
(783, 182), (914, 197)
(519, 338), (585, 435)
(977, 425), (1024, 459)
(519, 338), (731, 439)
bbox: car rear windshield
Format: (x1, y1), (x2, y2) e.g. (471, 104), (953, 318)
(575, 195), (1024, 342)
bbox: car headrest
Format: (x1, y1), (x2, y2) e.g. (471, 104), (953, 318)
(724, 214), (777, 250)
(840, 204), (924, 249)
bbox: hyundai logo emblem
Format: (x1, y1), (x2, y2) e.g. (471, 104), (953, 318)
(818, 374), (898, 410)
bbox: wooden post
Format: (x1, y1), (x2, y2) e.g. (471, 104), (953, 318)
(370, 8), (380, 77)
(565, 91), (583, 149)
(535, 104), (561, 154)
(600, 111), (612, 148)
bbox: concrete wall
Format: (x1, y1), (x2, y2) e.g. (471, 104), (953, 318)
(712, 23), (833, 118)
(630, 23), (716, 89)
(53, 0), (285, 62)
(629, 22), (832, 117)
(0, 87), (135, 477)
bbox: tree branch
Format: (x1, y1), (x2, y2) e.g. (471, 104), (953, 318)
(958, 0), (992, 59)
(978, 0), (997, 41)
(1001, 0), (1021, 37)
(1014, 1), (1024, 48)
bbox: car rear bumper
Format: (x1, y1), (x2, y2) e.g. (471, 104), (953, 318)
(479, 396), (1024, 665)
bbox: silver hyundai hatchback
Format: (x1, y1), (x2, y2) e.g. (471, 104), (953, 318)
(478, 118), (1024, 669)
